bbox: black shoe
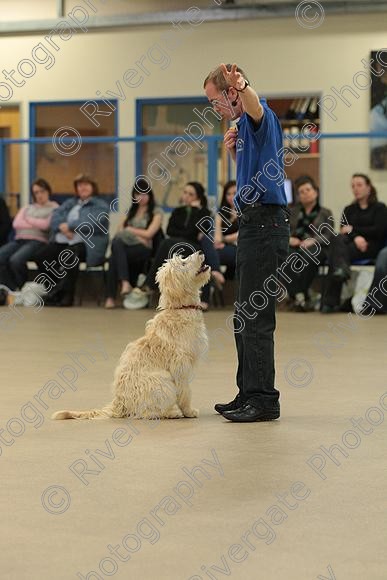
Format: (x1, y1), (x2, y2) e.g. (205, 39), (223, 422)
(222, 403), (280, 423)
(332, 267), (351, 282)
(321, 305), (340, 314)
(339, 297), (354, 313)
(303, 300), (315, 313)
(58, 298), (74, 307)
(0, 290), (6, 306)
(214, 396), (242, 415)
(43, 295), (61, 306)
(293, 300), (314, 313)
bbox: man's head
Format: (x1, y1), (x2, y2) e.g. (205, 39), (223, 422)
(203, 63), (247, 120)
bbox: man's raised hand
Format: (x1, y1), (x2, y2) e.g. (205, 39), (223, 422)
(220, 63), (245, 91)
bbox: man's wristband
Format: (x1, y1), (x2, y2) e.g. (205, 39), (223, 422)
(235, 79), (250, 92)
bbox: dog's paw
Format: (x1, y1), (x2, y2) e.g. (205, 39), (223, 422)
(165, 410), (184, 419)
(165, 405), (184, 419)
(183, 408), (199, 418)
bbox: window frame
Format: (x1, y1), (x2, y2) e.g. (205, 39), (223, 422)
(135, 96), (220, 211)
(29, 99), (119, 201)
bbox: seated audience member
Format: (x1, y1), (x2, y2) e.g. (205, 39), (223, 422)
(200, 180), (238, 306)
(35, 174), (109, 307)
(362, 246), (387, 315)
(105, 180), (163, 309)
(286, 176), (334, 311)
(123, 181), (211, 310)
(321, 173), (387, 313)
(0, 179), (57, 305)
(0, 196), (12, 247)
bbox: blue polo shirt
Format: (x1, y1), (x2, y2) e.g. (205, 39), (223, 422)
(234, 97), (287, 212)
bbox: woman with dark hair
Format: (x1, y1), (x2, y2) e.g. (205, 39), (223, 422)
(0, 179), (58, 300)
(208, 179), (238, 278)
(104, 180), (163, 309)
(321, 173), (387, 313)
(285, 175), (334, 311)
(35, 174), (109, 307)
(200, 180), (238, 306)
(124, 181), (211, 310)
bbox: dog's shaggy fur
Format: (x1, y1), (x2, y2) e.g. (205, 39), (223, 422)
(52, 251), (211, 421)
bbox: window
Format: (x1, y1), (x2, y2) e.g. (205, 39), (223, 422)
(30, 100), (117, 199)
(136, 97), (228, 209)
(0, 105), (21, 215)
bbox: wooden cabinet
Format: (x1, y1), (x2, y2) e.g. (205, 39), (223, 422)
(267, 96), (320, 202)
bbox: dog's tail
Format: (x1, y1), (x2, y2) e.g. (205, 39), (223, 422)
(51, 405), (114, 421)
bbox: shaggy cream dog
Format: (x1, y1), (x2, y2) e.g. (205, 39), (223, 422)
(52, 251), (211, 421)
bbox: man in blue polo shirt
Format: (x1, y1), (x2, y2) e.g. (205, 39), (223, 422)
(204, 63), (290, 422)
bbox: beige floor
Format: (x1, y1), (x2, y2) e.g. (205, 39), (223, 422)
(1, 306), (386, 580)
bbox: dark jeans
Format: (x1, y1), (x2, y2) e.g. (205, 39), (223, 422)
(0, 239), (45, 290)
(234, 205), (289, 408)
(322, 234), (381, 307)
(35, 242), (86, 303)
(106, 238), (152, 298)
(144, 238), (201, 290)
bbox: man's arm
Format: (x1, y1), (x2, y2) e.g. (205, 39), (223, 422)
(237, 85), (263, 124)
(221, 63), (263, 123)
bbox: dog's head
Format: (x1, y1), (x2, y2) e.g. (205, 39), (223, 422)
(156, 251), (211, 309)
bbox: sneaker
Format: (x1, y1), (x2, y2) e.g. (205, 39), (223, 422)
(293, 292), (306, 312)
(13, 292), (25, 306)
(123, 288), (149, 310)
(136, 273), (146, 287)
(19, 282), (47, 307)
(309, 291), (322, 311)
(24, 282), (47, 296)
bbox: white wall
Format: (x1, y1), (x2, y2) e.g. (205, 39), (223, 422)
(1, 9), (386, 222)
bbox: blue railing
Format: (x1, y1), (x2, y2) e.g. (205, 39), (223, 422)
(0, 134), (223, 203)
(1, 131), (387, 204)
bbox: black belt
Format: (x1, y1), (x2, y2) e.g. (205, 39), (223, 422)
(248, 202), (287, 209)
(242, 203), (290, 219)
